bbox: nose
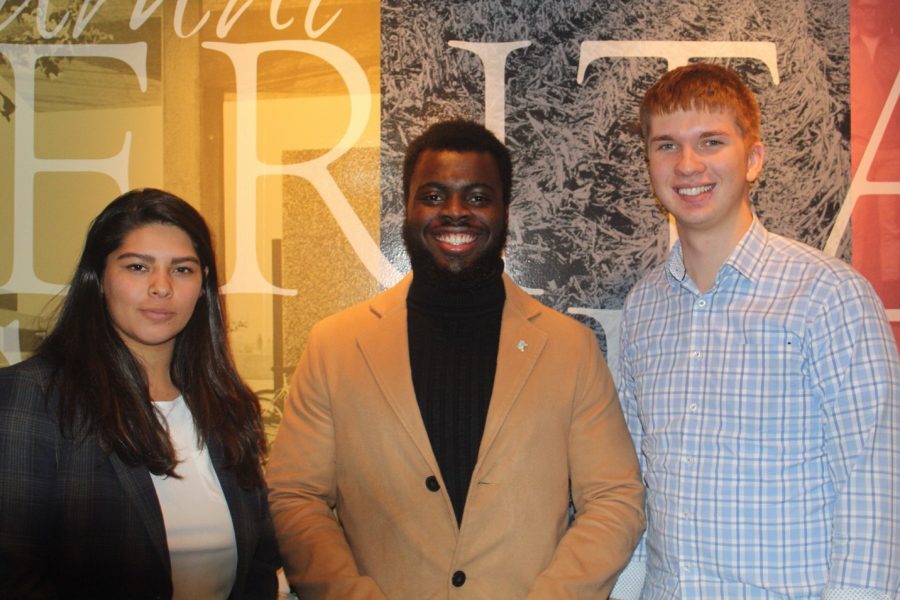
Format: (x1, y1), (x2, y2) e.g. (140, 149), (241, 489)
(149, 271), (173, 298)
(675, 148), (704, 176)
(440, 193), (471, 222)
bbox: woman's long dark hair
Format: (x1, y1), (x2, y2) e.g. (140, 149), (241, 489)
(39, 188), (266, 488)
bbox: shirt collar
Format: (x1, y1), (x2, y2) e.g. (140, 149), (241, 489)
(665, 216), (770, 286)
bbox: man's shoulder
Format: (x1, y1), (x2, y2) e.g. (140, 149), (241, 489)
(314, 278), (408, 327)
(631, 264), (668, 289)
(764, 232), (870, 286)
(622, 264), (669, 308)
(750, 231), (890, 322)
(315, 293), (381, 328)
(503, 278), (596, 342)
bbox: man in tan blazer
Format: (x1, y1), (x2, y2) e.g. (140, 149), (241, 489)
(267, 120), (644, 599)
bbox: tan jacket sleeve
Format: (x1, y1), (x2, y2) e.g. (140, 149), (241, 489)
(266, 326), (387, 600)
(526, 326), (645, 599)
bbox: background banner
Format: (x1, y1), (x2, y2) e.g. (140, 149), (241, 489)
(1, 0), (897, 444)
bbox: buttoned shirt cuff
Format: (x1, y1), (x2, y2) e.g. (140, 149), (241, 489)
(610, 559), (646, 600)
(822, 585), (892, 600)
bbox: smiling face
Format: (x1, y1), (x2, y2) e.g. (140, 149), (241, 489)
(102, 223), (203, 364)
(647, 107), (764, 245)
(403, 149), (508, 279)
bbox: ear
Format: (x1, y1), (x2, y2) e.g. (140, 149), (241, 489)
(746, 141), (765, 183)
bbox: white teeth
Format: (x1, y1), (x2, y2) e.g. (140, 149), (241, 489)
(436, 233), (476, 246)
(679, 185), (714, 196)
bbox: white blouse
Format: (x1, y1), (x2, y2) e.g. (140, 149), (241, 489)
(150, 395), (238, 600)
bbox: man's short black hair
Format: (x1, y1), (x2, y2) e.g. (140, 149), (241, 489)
(402, 119), (513, 206)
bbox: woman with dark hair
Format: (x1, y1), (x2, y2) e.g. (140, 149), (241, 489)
(0, 188), (279, 599)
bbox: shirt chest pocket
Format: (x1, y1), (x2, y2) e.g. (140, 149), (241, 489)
(719, 326), (810, 439)
(738, 326), (804, 384)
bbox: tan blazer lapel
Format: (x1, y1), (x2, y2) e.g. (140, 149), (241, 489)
(356, 276), (441, 476)
(475, 276), (547, 470)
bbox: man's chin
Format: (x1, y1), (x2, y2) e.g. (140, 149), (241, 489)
(408, 249), (502, 290)
(403, 222), (506, 289)
(436, 255), (474, 274)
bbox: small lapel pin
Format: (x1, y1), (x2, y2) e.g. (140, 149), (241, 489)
(516, 340), (528, 352)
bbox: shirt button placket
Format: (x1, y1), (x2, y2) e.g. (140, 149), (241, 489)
(679, 292), (708, 591)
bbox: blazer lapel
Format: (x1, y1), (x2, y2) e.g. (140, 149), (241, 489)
(209, 440), (253, 593)
(356, 276), (442, 476)
(475, 276), (547, 471)
(108, 453), (171, 574)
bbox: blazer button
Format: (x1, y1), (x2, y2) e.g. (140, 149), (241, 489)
(425, 475), (440, 492)
(451, 570), (466, 587)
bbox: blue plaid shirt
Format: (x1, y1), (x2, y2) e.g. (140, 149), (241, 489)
(614, 218), (900, 599)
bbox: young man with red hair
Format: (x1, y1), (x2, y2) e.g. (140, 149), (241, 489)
(614, 63), (899, 599)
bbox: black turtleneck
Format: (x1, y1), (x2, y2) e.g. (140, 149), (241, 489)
(406, 262), (505, 525)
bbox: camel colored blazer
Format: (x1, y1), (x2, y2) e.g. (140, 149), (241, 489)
(267, 274), (644, 599)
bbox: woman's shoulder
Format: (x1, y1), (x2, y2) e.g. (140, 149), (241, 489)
(0, 356), (63, 458)
(0, 354), (59, 411)
(0, 354), (57, 387)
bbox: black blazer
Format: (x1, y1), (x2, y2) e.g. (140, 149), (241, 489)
(0, 356), (280, 599)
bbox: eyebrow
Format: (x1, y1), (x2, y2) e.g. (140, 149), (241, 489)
(649, 130), (731, 144)
(114, 252), (201, 266)
(698, 130), (730, 138)
(416, 181), (498, 192)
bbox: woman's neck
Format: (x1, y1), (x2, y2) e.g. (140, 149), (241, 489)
(128, 342), (179, 401)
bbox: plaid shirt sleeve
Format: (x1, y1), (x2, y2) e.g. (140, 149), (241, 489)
(810, 273), (900, 598)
